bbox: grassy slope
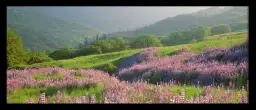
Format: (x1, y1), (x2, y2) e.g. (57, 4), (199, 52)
(18, 31), (247, 69)
(28, 49), (142, 69)
(158, 31), (247, 56)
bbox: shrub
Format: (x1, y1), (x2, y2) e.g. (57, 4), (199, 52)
(84, 45), (102, 55)
(92, 40), (115, 53)
(168, 48), (188, 56)
(7, 28), (25, 67)
(49, 48), (73, 60)
(211, 24), (232, 35)
(26, 52), (53, 65)
(190, 39), (197, 43)
(230, 21), (248, 32)
(45, 50), (53, 55)
(149, 72), (163, 84)
(235, 75), (248, 89)
(190, 25), (211, 40)
(8, 64), (28, 70)
(131, 34), (162, 49)
(33, 74), (49, 80)
(113, 36), (130, 51)
(71, 72), (88, 78)
(33, 71), (63, 80)
(103, 63), (117, 75)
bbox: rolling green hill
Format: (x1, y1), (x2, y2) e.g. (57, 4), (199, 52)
(7, 7), (102, 51)
(108, 7), (248, 38)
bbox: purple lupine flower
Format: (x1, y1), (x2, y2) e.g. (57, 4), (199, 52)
(55, 90), (61, 103)
(38, 93), (46, 104)
(209, 96), (213, 103)
(75, 97), (82, 103)
(81, 96), (88, 103)
(26, 98), (34, 104)
(90, 94), (97, 104)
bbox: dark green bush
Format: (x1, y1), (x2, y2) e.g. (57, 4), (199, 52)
(49, 48), (73, 60)
(92, 40), (115, 53)
(161, 25), (210, 46)
(230, 21), (248, 32)
(149, 72), (163, 84)
(103, 63), (117, 75)
(235, 75), (248, 89)
(84, 45), (102, 55)
(210, 24), (232, 35)
(26, 52), (53, 65)
(131, 34), (162, 49)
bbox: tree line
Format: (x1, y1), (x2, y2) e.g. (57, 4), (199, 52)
(7, 21), (247, 69)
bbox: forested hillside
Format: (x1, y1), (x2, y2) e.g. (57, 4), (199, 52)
(108, 7), (247, 38)
(7, 7), (102, 51)
(27, 7), (209, 33)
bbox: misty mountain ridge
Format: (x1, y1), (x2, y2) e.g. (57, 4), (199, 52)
(107, 7), (248, 38)
(27, 7), (211, 33)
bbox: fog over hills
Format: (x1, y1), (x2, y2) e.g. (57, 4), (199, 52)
(30, 6), (211, 33)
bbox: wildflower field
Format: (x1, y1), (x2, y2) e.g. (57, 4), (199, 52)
(7, 31), (248, 104)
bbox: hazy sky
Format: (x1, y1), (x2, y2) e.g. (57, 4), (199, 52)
(25, 6), (216, 32)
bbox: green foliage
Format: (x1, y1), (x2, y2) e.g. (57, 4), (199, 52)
(49, 48), (73, 60)
(33, 74), (49, 80)
(190, 39), (198, 43)
(84, 45), (102, 55)
(131, 34), (162, 48)
(113, 36), (130, 51)
(169, 85), (202, 98)
(234, 75), (248, 89)
(45, 50), (53, 55)
(71, 72), (88, 78)
(7, 28), (25, 67)
(8, 64), (27, 70)
(103, 63), (117, 75)
(7, 7), (101, 51)
(161, 25), (210, 46)
(211, 24), (232, 35)
(25, 51), (53, 65)
(93, 40), (115, 53)
(190, 25), (211, 40)
(33, 72), (63, 80)
(162, 30), (187, 46)
(149, 72), (163, 84)
(73, 37), (130, 57)
(7, 84), (104, 103)
(230, 21), (248, 32)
